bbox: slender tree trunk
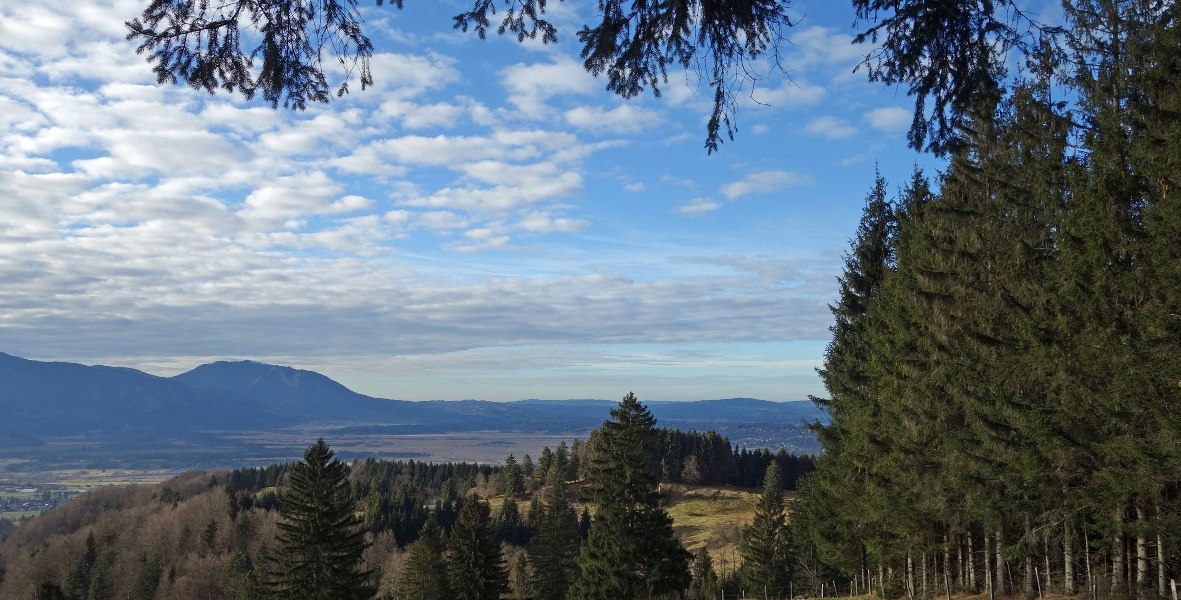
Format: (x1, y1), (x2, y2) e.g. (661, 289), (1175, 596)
(1137, 504), (1149, 600)
(1114, 506), (1125, 594)
(1084, 529), (1093, 598)
(1158, 533), (1166, 599)
(958, 535), (966, 591)
(944, 535), (951, 595)
(997, 526), (1007, 596)
(1045, 532), (1052, 595)
(970, 532), (977, 592)
(923, 551), (929, 600)
(1025, 515), (1035, 597)
(1066, 522), (1076, 595)
(908, 553), (916, 600)
(984, 532), (991, 596)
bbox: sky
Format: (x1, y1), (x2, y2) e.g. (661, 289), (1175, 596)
(0, 0), (944, 401)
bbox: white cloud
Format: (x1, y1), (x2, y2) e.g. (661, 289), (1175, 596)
(720, 170), (811, 199)
(788, 26), (868, 72)
(516, 212), (588, 233)
(676, 197), (722, 215)
(805, 116), (859, 140)
(501, 56), (598, 114)
(456, 226), (511, 253)
(564, 105), (662, 134)
(239, 172), (343, 227)
(865, 107), (912, 132)
(624, 182), (647, 192)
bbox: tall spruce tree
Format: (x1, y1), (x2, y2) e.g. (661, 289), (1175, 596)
(528, 463), (580, 600)
(739, 461), (794, 598)
(398, 513), (449, 600)
(446, 497), (508, 600)
(568, 392), (691, 600)
(268, 439), (374, 600)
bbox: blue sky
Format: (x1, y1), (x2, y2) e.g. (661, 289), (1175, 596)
(0, 0), (943, 401)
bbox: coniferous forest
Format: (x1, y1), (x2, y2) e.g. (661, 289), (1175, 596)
(797, 1), (1181, 598)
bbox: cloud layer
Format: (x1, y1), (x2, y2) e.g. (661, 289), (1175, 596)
(0, 1), (937, 400)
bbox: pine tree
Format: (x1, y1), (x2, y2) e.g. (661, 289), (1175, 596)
(740, 462), (794, 598)
(688, 548), (720, 600)
(398, 513), (449, 600)
(500, 454), (525, 499)
(528, 464), (580, 600)
(268, 438), (374, 600)
(568, 392), (691, 600)
(446, 497), (508, 600)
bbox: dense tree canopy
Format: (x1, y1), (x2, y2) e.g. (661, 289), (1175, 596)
(796, 2), (1181, 598)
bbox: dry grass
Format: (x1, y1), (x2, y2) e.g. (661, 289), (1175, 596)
(665, 483), (764, 570)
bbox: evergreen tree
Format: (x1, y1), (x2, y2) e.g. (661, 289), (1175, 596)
(497, 496), (527, 547)
(528, 464), (580, 600)
(128, 553), (162, 600)
(536, 447), (554, 485)
(446, 497), (507, 600)
(740, 462), (794, 598)
(568, 392), (691, 600)
(688, 548), (720, 600)
(398, 513), (449, 600)
(509, 553), (530, 600)
(500, 454), (525, 499)
(85, 552), (113, 600)
(267, 438), (374, 600)
(36, 580), (67, 600)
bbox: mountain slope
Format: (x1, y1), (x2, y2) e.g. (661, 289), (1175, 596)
(171, 360), (421, 421)
(0, 352), (276, 438)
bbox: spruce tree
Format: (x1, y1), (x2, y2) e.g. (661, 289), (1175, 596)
(740, 462), (794, 598)
(568, 392), (691, 600)
(688, 548), (720, 600)
(528, 464), (580, 600)
(268, 438), (374, 600)
(398, 513), (449, 600)
(446, 496), (507, 600)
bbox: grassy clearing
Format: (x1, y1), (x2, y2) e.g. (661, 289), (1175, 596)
(665, 483), (762, 569)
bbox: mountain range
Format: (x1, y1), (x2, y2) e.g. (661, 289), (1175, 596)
(0, 352), (825, 457)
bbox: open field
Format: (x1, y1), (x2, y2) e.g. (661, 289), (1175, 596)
(665, 483), (762, 569)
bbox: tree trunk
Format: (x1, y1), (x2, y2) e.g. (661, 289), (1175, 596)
(923, 551), (929, 600)
(1065, 522), (1075, 595)
(944, 535), (952, 595)
(984, 532), (991, 596)
(970, 532), (977, 592)
(1044, 532), (1052, 595)
(1025, 514), (1035, 597)
(959, 535), (966, 591)
(1084, 528), (1093, 598)
(997, 526), (1007, 596)
(1137, 503), (1149, 599)
(908, 553), (916, 600)
(1114, 506), (1125, 594)
(1158, 533), (1166, 599)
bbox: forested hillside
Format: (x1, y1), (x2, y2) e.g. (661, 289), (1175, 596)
(797, 2), (1181, 598)
(0, 400), (812, 599)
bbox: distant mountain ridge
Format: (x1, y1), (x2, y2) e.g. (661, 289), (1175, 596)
(0, 353), (826, 445)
